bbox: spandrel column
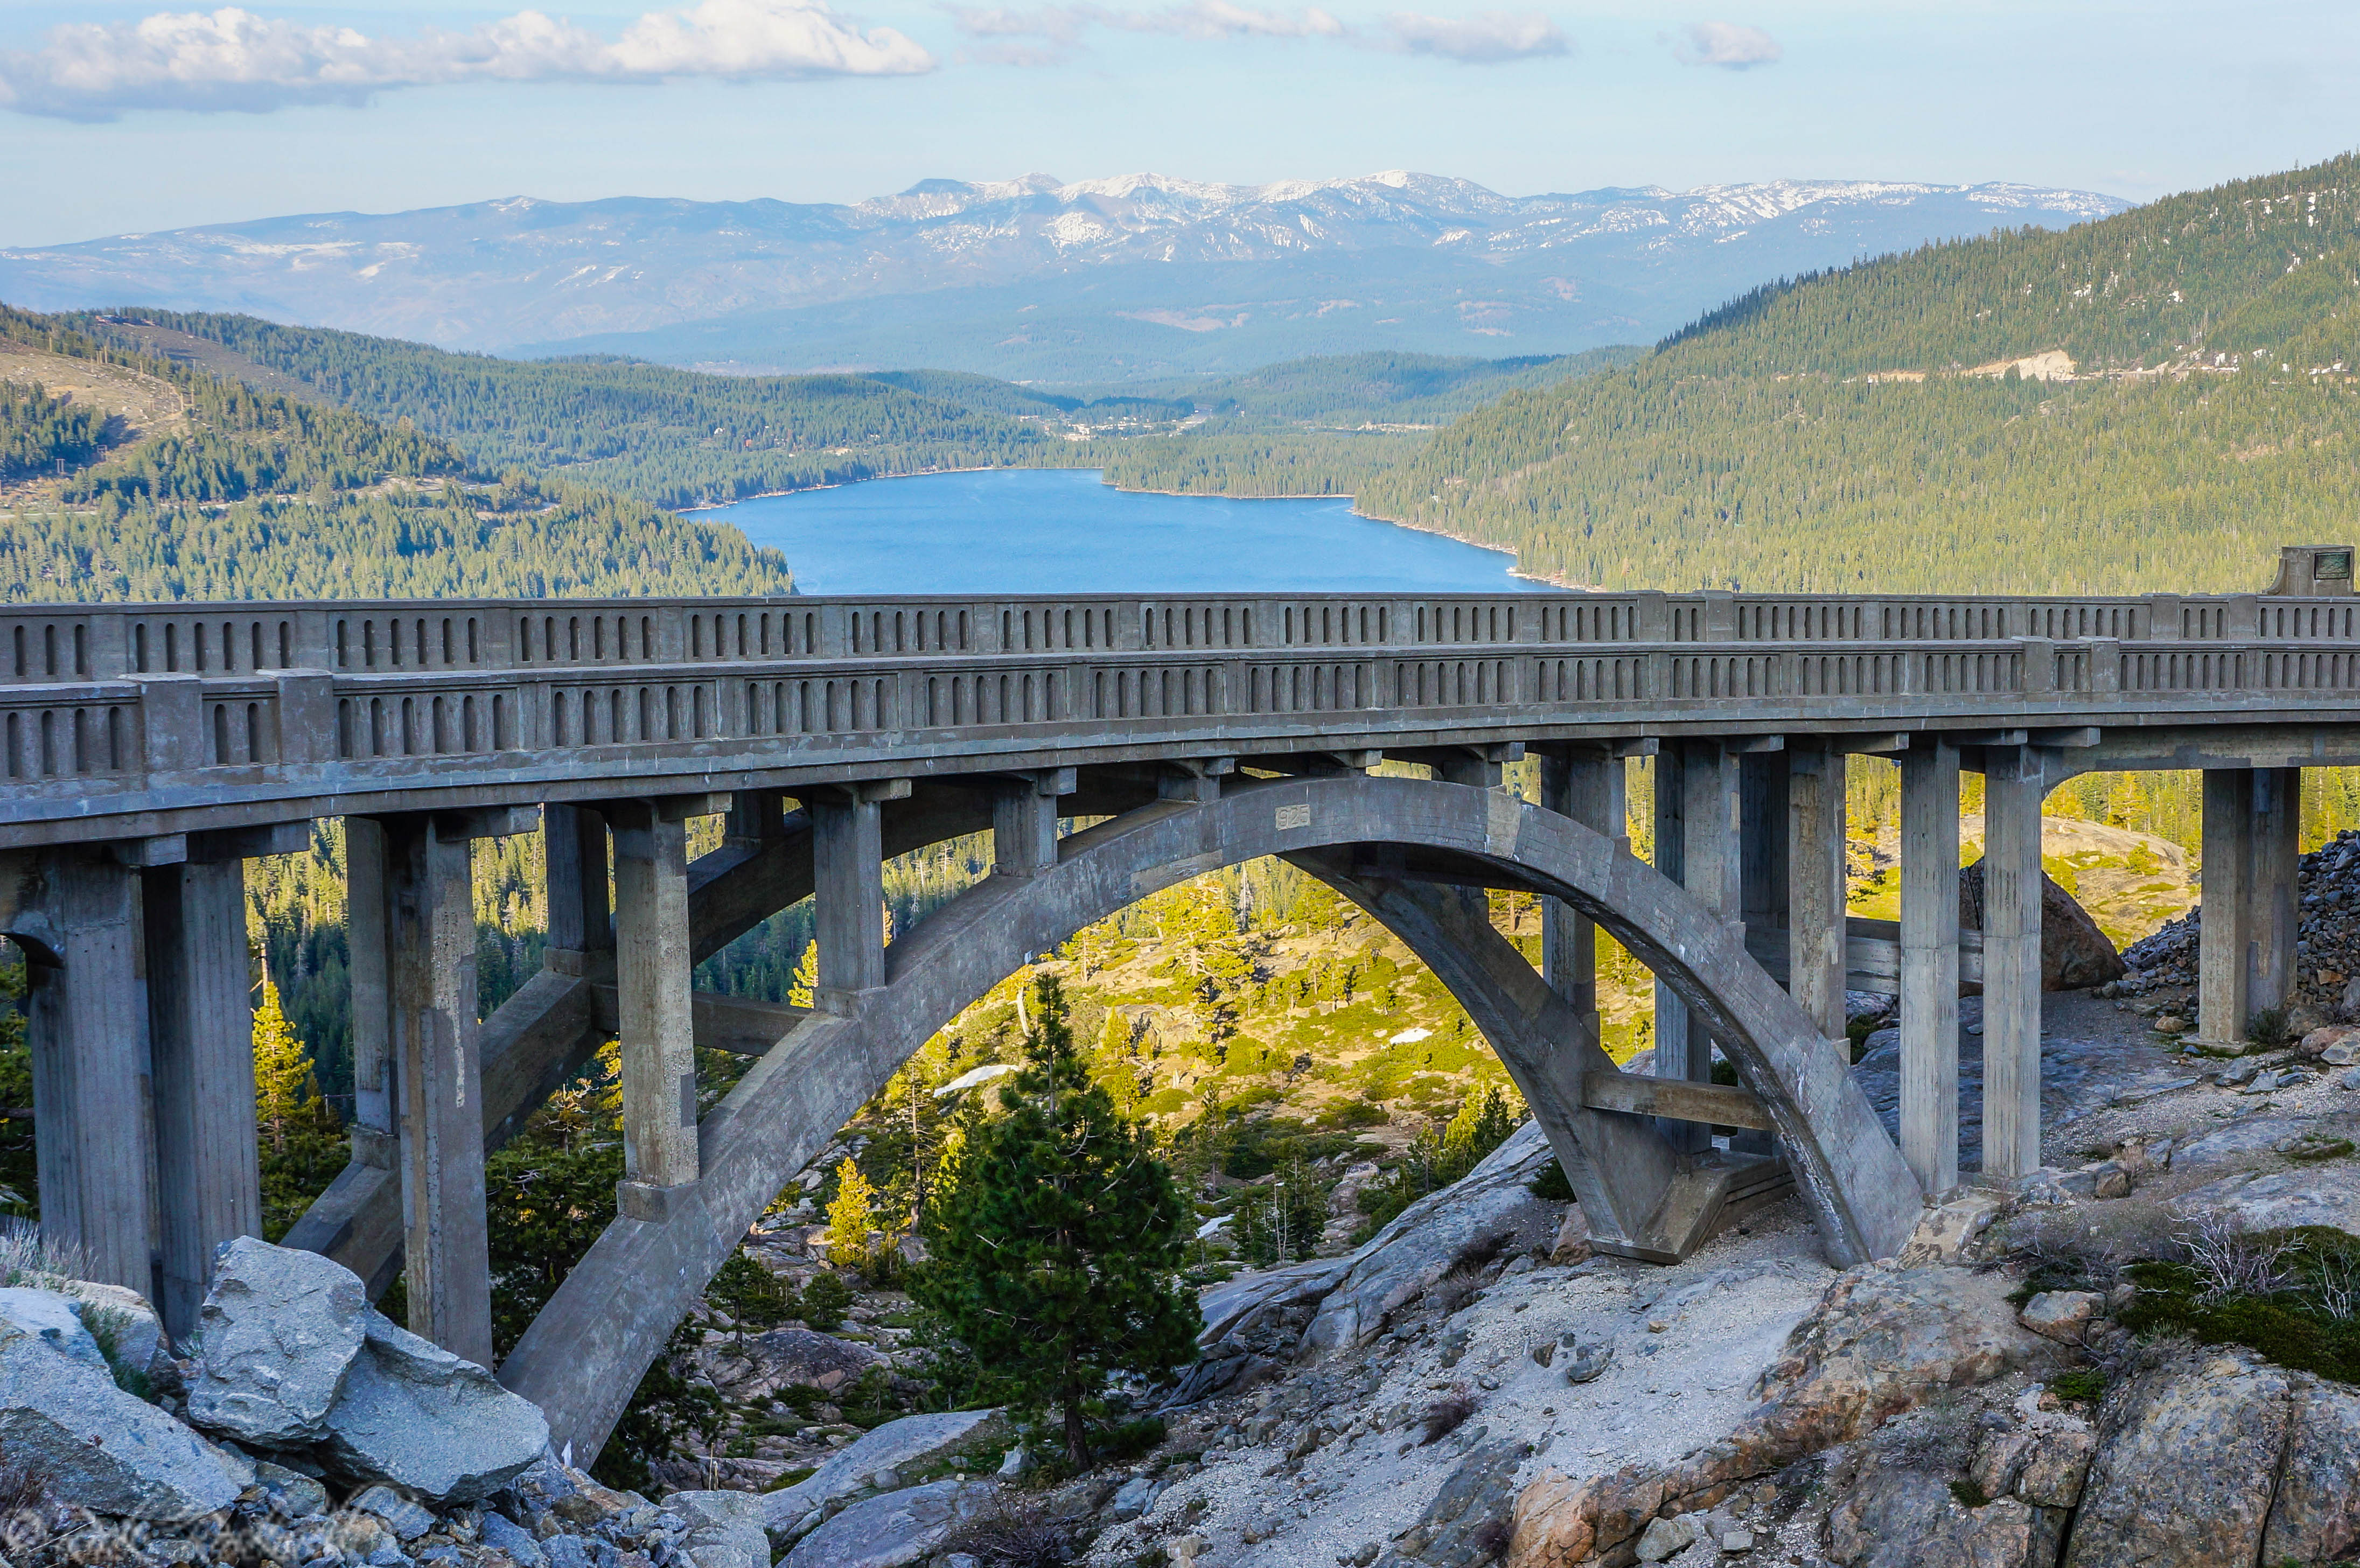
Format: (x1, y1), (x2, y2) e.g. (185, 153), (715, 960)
(24, 849), (153, 1296)
(385, 815), (494, 1367)
(144, 851), (262, 1340)
(610, 800), (700, 1220)
(1899, 741), (1961, 1195)
(1981, 748), (2048, 1181)
(1539, 746), (1627, 1041)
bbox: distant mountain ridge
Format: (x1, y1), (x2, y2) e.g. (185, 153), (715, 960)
(0, 172), (2127, 379)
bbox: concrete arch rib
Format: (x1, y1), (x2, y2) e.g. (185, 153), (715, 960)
(499, 773), (1922, 1461)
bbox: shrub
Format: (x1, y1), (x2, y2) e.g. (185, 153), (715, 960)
(2120, 1224), (2360, 1383)
(798, 1271), (854, 1332)
(1420, 1387), (1478, 1445)
(935, 1499), (1073, 1566)
(2050, 1368), (2108, 1402)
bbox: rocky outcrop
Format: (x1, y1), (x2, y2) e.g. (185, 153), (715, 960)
(761, 1408), (1004, 1538)
(2265, 1369), (2360, 1564)
(2063, 1350), (2287, 1568)
(667, 1488), (772, 1568)
(1509, 1263), (2061, 1566)
(186, 1236), (368, 1445)
(1380, 1437), (1529, 1567)
(1302, 1119), (1560, 1357)
(316, 1310), (553, 1500)
(181, 1238), (547, 1502)
(780, 1477), (995, 1568)
(1960, 860), (2124, 990)
(2166, 1162), (2360, 1234)
(0, 1307), (248, 1521)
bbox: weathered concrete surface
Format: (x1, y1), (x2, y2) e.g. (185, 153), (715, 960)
(283, 787), (1006, 1296)
(502, 775), (1924, 1464)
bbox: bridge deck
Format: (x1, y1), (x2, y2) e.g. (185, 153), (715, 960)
(5, 587), (2360, 846)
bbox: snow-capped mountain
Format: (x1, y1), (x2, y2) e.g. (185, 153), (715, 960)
(0, 172), (2127, 375)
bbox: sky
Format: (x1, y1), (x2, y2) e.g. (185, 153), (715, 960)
(0, 0), (2354, 248)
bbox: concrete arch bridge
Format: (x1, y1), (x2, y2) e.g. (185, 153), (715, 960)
(1, 543), (2355, 1461)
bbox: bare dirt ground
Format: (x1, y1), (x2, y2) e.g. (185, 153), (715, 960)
(0, 338), (185, 510)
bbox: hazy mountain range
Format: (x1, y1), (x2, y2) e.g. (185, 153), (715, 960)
(0, 172), (2129, 380)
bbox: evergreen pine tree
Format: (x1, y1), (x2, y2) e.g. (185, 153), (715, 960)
(914, 976), (1200, 1466)
(253, 981), (312, 1154)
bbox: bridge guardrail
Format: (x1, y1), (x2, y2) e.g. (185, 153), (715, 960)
(4, 629), (2359, 810)
(9, 589), (2358, 691)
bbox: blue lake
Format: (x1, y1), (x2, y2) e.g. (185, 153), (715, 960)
(704, 468), (1553, 596)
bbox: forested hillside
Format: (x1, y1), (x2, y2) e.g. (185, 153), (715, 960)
(75, 312), (1119, 512)
(0, 307), (792, 600)
(73, 313), (1640, 504)
(1111, 346), (1645, 428)
(1361, 155), (2360, 593)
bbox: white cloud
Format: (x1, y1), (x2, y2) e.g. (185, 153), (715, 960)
(1383, 10), (1564, 62)
(952, 1), (1561, 62)
(0, 0), (934, 120)
(1673, 19), (1780, 68)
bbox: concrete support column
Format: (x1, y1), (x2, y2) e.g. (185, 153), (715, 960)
(383, 816), (494, 1366)
(1538, 748), (1625, 1031)
(2198, 770), (2256, 1047)
(346, 818), (399, 1176)
(1981, 748), (2047, 1181)
(1739, 752), (1789, 942)
(993, 769), (1074, 878)
(542, 803), (613, 981)
(2250, 767), (2302, 1017)
(812, 786), (891, 1013)
(610, 802), (699, 1215)
(24, 851), (154, 1296)
(144, 856), (261, 1338)
(1899, 741), (1962, 1195)
(1785, 743), (1848, 1040)
(1655, 741), (1739, 1150)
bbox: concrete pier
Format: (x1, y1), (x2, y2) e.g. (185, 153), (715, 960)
(1898, 741), (1962, 1195)
(2250, 767), (2302, 1018)
(1981, 748), (2047, 1180)
(24, 851), (153, 1296)
(1539, 746), (1626, 1040)
(812, 783), (901, 1014)
(611, 800), (701, 1215)
(143, 852), (262, 1338)
(379, 815), (495, 1366)
(2198, 769), (2256, 1047)
(1785, 741), (1848, 1041)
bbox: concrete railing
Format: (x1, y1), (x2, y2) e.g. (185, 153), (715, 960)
(10, 589), (2360, 691)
